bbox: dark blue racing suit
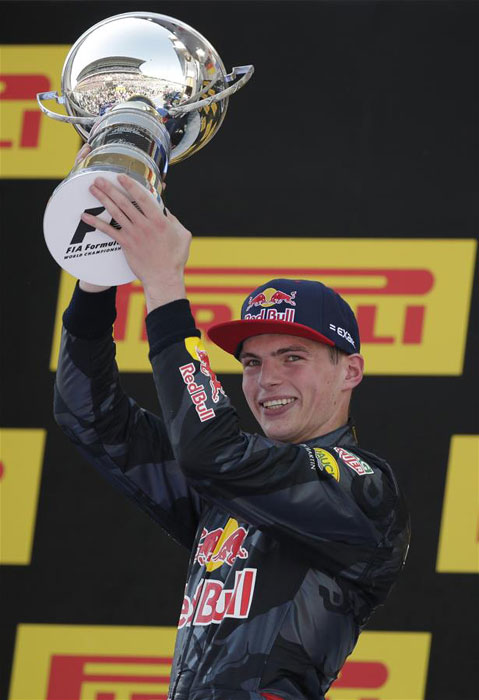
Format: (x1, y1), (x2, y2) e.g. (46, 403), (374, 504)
(54, 284), (410, 700)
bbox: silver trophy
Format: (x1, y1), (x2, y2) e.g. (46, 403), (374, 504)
(38, 12), (253, 285)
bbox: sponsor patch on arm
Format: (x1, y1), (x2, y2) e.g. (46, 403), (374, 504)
(334, 447), (374, 476)
(180, 337), (226, 422)
(302, 445), (341, 481)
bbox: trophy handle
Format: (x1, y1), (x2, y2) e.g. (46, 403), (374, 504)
(168, 65), (254, 116)
(37, 91), (96, 125)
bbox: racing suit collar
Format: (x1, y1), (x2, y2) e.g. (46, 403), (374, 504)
(301, 420), (358, 449)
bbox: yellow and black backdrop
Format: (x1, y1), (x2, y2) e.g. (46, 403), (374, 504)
(1, 1), (478, 699)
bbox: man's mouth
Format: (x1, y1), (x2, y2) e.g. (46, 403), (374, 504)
(260, 397), (297, 410)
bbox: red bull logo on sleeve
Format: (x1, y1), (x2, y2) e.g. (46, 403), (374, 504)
(245, 287), (297, 322)
(179, 362), (216, 422)
(196, 348), (226, 403)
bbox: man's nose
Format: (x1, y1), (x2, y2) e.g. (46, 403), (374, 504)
(258, 360), (282, 387)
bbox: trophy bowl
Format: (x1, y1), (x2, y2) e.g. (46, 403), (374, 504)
(38, 12), (253, 285)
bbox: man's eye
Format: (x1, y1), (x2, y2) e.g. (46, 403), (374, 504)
(243, 359), (260, 367)
(286, 355), (302, 362)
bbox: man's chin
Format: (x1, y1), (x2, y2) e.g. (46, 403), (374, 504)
(261, 421), (300, 444)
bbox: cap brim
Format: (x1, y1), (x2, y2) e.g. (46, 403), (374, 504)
(207, 319), (335, 357)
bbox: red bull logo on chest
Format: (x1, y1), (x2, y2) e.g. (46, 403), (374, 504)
(178, 568), (257, 629)
(178, 518), (255, 629)
(194, 518), (249, 572)
(244, 287), (297, 322)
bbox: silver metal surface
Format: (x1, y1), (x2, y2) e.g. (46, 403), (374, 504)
(37, 11), (254, 163)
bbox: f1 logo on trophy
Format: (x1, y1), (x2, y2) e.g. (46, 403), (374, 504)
(38, 12), (253, 285)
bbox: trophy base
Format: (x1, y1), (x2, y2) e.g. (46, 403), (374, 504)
(44, 169), (161, 286)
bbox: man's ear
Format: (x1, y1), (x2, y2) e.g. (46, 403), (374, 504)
(343, 354), (364, 390)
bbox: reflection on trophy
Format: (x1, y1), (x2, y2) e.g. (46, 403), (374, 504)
(38, 12), (253, 285)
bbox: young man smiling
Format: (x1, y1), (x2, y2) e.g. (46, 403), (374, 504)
(55, 173), (410, 700)
(239, 335), (363, 444)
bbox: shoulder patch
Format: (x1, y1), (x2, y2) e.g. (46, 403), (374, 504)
(313, 448), (340, 481)
(334, 447), (374, 476)
(184, 336), (206, 360)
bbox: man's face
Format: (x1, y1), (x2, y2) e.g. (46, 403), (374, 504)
(240, 334), (356, 443)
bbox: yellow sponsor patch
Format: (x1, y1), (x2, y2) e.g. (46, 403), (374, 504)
(184, 336), (206, 361)
(314, 448), (340, 481)
(50, 239), (476, 375)
(0, 46), (81, 178)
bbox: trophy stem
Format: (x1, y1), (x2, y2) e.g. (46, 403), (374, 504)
(76, 144), (166, 199)
(85, 102), (171, 190)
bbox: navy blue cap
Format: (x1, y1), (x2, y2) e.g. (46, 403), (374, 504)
(207, 278), (360, 356)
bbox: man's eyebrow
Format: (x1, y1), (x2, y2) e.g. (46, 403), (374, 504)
(239, 350), (259, 361)
(274, 345), (312, 356)
(239, 345), (312, 360)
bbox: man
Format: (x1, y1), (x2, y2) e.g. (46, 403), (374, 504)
(55, 172), (410, 700)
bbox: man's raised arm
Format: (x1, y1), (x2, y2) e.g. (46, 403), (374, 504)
(54, 267), (203, 549)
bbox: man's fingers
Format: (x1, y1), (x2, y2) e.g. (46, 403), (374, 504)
(90, 178), (144, 227)
(81, 211), (124, 244)
(89, 184), (134, 231)
(117, 174), (163, 220)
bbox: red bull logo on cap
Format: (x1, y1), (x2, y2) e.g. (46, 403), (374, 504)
(244, 287), (297, 322)
(246, 287), (297, 312)
(194, 518), (249, 572)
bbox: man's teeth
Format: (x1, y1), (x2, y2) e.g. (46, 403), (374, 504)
(262, 398), (296, 408)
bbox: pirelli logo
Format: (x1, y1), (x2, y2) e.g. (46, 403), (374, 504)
(9, 625), (431, 700)
(327, 631), (431, 699)
(50, 238), (476, 375)
(9, 625), (176, 700)
(0, 428), (46, 565)
(436, 434), (479, 573)
(0, 46), (80, 178)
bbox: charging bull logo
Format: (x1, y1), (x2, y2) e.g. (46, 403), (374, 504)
(244, 287), (297, 322)
(196, 348), (225, 403)
(194, 518), (249, 572)
(246, 287), (297, 312)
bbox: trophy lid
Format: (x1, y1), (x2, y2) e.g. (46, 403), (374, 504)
(61, 12), (230, 163)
